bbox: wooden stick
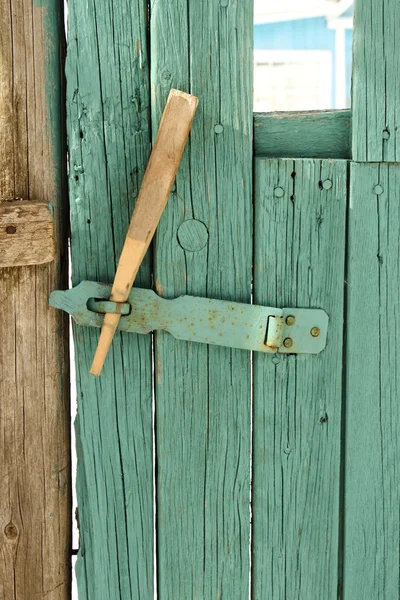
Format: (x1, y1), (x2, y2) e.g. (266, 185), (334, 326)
(90, 89), (198, 375)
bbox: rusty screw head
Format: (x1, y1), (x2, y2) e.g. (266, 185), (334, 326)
(286, 315), (296, 326)
(283, 337), (293, 349)
(310, 327), (321, 338)
(6, 226), (17, 234)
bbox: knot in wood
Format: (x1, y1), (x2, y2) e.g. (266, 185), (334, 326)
(4, 522), (18, 540)
(177, 219), (209, 252)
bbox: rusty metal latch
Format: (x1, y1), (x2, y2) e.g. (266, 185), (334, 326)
(49, 281), (329, 355)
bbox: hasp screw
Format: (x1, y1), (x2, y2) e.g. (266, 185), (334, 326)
(283, 337), (293, 349)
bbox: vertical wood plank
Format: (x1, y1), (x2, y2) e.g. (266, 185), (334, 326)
(151, 1), (253, 596)
(344, 163), (400, 598)
(347, 0), (400, 595)
(0, 0), (70, 598)
(352, 0), (400, 161)
(253, 159), (347, 599)
(66, 1), (153, 597)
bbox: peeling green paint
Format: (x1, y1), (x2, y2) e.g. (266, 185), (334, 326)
(65, 0), (153, 597)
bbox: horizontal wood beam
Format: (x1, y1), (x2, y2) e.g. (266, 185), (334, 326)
(0, 201), (55, 267)
(254, 110), (352, 159)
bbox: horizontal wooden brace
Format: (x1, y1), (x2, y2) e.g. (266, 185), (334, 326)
(0, 201), (55, 267)
(254, 109), (352, 159)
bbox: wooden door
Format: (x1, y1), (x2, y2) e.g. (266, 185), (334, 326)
(64, 0), (400, 598)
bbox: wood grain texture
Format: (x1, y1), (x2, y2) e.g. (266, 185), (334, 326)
(344, 163), (400, 599)
(0, 201), (55, 267)
(254, 110), (352, 159)
(253, 159), (347, 599)
(0, 0), (70, 598)
(151, 0), (253, 597)
(91, 89), (198, 376)
(66, 0), (153, 597)
(352, 0), (400, 161)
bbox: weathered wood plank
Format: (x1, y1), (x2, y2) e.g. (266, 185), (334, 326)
(151, 1), (253, 597)
(254, 110), (352, 159)
(352, 0), (400, 161)
(253, 158), (347, 599)
(0, 0), (70, 598)
(344, 162), (400, 598)
(66, 0), (153, 597)
(0, 201), (55, 267)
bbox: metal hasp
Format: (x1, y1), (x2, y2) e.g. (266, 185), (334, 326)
(49, 281), (329, 355)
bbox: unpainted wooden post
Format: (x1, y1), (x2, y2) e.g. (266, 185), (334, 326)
(0, 0), (70, 597)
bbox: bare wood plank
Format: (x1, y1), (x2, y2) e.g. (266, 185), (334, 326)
(66, 0), (154, 596)
(254, 110), (352, 159)
(0, 0), (70, 598)
(344, 162), (400, 598)
(253, 158), (347, 599)
(151, 1), (253, 597)
(352, 0), (400, 161)
(0, 201), (55, 267)
(91, 89), (198, 376)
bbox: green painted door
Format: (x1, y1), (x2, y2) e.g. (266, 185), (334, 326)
(64, 0), (400, 598)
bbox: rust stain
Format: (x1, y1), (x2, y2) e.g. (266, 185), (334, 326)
(155, 279), (165, 297)
(207, 309), (218, 328)
(265, 343), (278, 351)
(157, 354), (162, 384)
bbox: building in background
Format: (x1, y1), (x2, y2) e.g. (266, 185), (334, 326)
(254, 0), (353, 112)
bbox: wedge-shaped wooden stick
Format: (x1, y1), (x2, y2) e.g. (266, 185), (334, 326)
(90, 89), (198, 376)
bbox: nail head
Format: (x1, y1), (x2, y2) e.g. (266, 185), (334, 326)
(214, 124), (224, 134)
(322, 179), (333, 190)
(274, 187), (284, 198)
(283, 337), (293, 349)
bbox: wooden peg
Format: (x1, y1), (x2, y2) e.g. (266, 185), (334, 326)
(90, 89), (198, 376)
